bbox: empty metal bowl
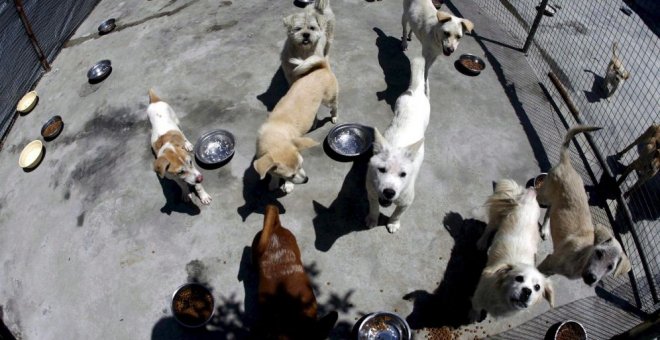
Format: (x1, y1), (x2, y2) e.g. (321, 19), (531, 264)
(18, 140), (44, 169)
(98, 18), (116, 34)
(87, 60), (112, 82)
(357, 312), (411, 340)
(16, 90), (38, 113)
(171, 283), (215, 328)
(194, 129), (236, 165)
(553, 320), (586, 340)
(41, 115), (64, 140)
(326, 123), (374, 157)
(457, 53), (486, 75)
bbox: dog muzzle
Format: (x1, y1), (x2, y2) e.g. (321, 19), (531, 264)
(378, 197), (393, 207)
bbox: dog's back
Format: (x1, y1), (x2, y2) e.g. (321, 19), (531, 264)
(386, 57), (429, 148)
(252, 205), (336, 339)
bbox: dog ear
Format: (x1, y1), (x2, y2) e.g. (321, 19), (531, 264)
(594, 223), (614, 245)
(614, 253), (632, 277)
(461, 19), (474, 34)
(372, 128), (389, 154)
(404, 138), (424, 158)
(436, 11), (453, 24)
(253, 154), (276, 180)
(153, 157), (170, 178)
(622, 70), (630, 80)
(283, 14), (294, 29)
(293, 137), (319, 151)
(483, 263), (513, 277)
(543, 280), (555, 307)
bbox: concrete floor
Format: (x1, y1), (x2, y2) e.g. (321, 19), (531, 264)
(0, 0), (601, 339)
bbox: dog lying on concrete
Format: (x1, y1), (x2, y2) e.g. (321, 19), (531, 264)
(252, 204), (338, 339)
(147, 89), (211, 205)
(615, 123), (659, 197)
(537, 126), (631, 286)
(470, 179), (553, 321)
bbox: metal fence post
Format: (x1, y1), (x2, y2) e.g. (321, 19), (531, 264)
(523, 0), (549, 53)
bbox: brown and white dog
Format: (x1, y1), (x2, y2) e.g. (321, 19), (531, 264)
(615, 123), (659, 197)
(537, 126), (631, 286)
(401, 0), (473, 94)
(253, 56), (338, 193)
(147, 89), (211, 205)
(252, 204), (338, 339)
(602, 42), (630, 98)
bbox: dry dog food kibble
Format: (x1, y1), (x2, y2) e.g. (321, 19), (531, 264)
(556, 323), (586, 340)
(172, 285), (213, 326)
(43, 121), (62, 137)
(460, 59), (484, 71)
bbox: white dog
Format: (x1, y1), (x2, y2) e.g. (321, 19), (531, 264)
(366, 57), (429, 233)
(281, 0), (334, 84)
(401, 0), (473, 94)
(147, 89), (212, 205)
(470, 179), (553, 321)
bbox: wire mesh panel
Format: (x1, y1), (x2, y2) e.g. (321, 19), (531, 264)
(471, 0), (660, 314)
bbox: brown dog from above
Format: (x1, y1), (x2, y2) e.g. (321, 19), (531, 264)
(251, 205), (337, 339)
(616, 123), (660, 197)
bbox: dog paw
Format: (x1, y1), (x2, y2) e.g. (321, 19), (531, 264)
(184, 141), (194, 152)
(401, 40), (408, 51)
(386, 221), (400, 233)
(331, 116), (338, 124)
(365, 215), (378, 229)
(199, 192), (212, 205)
(281, 181), (295, 194)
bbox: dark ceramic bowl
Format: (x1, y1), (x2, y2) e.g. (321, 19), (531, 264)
(457, 54), (486, 75)
(41, 115), (64, 140)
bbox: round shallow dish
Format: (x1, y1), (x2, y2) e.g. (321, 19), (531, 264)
(18, 140), (44, 169)
(554, 320), (586, 340)
(194, 129), (236, 165)
(294, 0), (315, 5)
(326, 123), (374, 157)
(537, 4), (558, 16)
(358, 312), (411, 340)
(457, 54), (486, 75)
(171, 283), (215, 328)
(87, 60), (112, 82)
(41, 115), (64, 140)
(534, 172), (547, 191)
(98, 18), (116, 34)
(16, 91), (38, 113)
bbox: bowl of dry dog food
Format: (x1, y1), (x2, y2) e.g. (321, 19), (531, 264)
(41, 115), (64, 140)
(456, 54), (486, 76)
(534, 172), (547, 190)
(357, 312), (411, 340)
(553, 320), (587, 340)
(171, 283), (215, 328)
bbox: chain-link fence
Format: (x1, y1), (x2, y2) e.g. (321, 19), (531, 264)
(0, 0), (100, 147)
(471, 0), (659, 316)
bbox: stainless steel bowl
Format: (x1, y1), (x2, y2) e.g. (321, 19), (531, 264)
(457, 53), (486, 75)
(87, 60), (112, 82)
(553, 320), (587, 340)
(194, 129), (236, 165)
(357, 312), (411, 340)
(326, 123), (374, 157)
(171, 283), (215, 328)
(98, 18), (116, 34)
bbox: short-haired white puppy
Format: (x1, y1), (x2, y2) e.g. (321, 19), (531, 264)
(470, 179), (553, 322)
(366, 57), (429, 233)
(147, 89), (212, 205)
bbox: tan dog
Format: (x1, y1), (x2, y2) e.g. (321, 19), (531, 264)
(253, 56), (338, 193)
(147, 89), (211, 205)
(615, 123), (659, 197)
(538, 126), (631, 286)
(602, 42), (630, 98)
(470, 179), (553, 322)
(252, 205), (338, 339)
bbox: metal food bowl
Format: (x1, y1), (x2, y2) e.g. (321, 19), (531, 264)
(171, 283), (215, 328)
(534, 172), (548, 190)
(194, 129), (236, 166)
(457, 53), (486, 75)
(553, 320), (587, 340)
(326, 123), (374, 157)
(87, 60), (112, 82)
(16, 91), (38, 113)
(98, 18), (116, 35)
(18, 140), (44, 169)
(41, 115), (64, 140)
(357, 312), (411, 340)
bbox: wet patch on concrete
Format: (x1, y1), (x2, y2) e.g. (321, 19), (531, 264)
(55, 106), (149, 147)
(4, 138), (33, 154)
(205, 20), (238, 33)
(186, 259), (210, 285)
(77, 211), (86, 227)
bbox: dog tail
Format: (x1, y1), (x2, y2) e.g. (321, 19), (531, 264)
(290, 55), (327, 78)
(314, 0), (330, 13)
(258, 205), (282, 251)
(560, 125), (602, 165)
(408, 57), (426, 95)
(148, 89), (161, 104)
(486, 179), (524, 219)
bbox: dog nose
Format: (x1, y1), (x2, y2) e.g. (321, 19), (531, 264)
(302, 176), (309, 184)
(521, 287), (531, 299)
(383, 188), (396, 199)
(303, 32), (310, 39)
(196, 174), (203, 183)
(583, 273), (597, 285)
(447, 47), (454, 53)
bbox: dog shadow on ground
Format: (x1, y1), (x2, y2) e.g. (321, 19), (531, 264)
(156, 176), (201, 216)
(312, 159), (377, 252)
(583, 69), (606, 103)
(373, 27), (411, 112)
(256, 67), (289, 112)
(403, 212), (487, 329)
(237, 160), (286, 221)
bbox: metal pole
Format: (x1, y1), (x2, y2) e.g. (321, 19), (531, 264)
(523, 0), (549, 53)
(13, 0), (51, 71)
